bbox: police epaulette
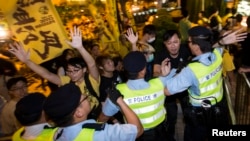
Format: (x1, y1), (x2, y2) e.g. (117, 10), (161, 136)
(44, 125), (56, 129)
(82, 123), (105, 131)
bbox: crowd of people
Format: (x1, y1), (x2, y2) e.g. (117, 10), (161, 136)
(0, 6), (249, 141)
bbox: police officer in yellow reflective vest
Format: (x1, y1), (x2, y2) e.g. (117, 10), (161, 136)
(12, 92), (56, 141)
(43, 83), (143, 141)
(101, 51), (173, 141)
(160, 26), (247, 141)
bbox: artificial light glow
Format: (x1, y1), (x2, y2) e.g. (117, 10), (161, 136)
(0, 30), (7, 37)
(131, 5), (140, 12)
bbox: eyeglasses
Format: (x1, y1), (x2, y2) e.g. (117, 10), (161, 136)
(10, 85), (28, 91)
(65, 69), (81, 74)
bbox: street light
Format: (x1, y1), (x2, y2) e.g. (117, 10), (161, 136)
(0, 21), (10, 42)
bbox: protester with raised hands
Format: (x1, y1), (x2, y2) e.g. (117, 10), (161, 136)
(9, 26), (101, 119)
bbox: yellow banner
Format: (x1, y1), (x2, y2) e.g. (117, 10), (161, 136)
(88, 3), (116, 43)
(0, 0), (70, 64)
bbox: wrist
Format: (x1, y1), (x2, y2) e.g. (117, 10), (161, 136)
(218, 40), (224, 46)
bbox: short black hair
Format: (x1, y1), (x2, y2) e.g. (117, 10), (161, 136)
(6, 76), (27, 90)
(15, 92), (46, 126)
(142, 24), (156, 36)
(67, 57), (87, 69)
(163, 30), (181, 41)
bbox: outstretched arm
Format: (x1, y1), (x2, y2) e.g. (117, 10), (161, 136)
(66, 26), (99, 82)
(124, 28), (138, 51)
(213, 27), (247, 47)
(8, 42), (61, 85)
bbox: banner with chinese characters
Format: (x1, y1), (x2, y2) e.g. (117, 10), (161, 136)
(0, 0), (70, 64)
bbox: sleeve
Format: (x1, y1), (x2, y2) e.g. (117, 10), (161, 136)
(102, 98), (120, 116)
(94, 123), (137, 141)
(59, 75), (71, 85)
(164, 67), (194, 95)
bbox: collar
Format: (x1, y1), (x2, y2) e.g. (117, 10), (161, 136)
(22, 123), (50, 140)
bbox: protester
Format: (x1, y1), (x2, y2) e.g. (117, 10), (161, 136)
(9, 27), (101, 120)
(0, 76), (28, 136)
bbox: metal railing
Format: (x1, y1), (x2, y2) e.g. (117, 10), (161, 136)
(234, 73), (250, 124)
(223, 77), (236, 124)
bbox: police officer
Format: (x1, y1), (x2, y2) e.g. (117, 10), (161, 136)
(13, 92), (56, 141)
(100, 51), (168, 141)
(43, 83), (143, 141)
(161, 26), (247, 141)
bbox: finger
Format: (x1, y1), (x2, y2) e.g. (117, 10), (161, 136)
(70, 28), (73, 37)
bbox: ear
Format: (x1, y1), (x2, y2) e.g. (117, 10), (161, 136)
(74, 107), (83, 118)
(99, 66), (104, 70)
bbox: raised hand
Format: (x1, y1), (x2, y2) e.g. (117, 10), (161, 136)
(220, 27), (247, 45)
(66, 26), (83, 49)
(161, 58), (171, 76)
(124, 28), (138, 45)
(8, 42), (30, 63)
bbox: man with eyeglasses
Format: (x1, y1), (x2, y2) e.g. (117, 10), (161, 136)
(43, 83), (143, 141)
(9, 27), (101, 120)
(0, 76), (28, 136)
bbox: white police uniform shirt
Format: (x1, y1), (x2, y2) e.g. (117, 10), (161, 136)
(56, 119), (137, 141)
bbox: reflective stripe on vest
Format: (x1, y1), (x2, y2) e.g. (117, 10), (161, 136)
(117, 78), (166, 129)
(12, 127), (57, 141)
(188, 49), (223, 106)
(74, 128), (95, 141)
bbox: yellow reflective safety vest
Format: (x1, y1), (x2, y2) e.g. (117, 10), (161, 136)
(12, 126), (57, 141)
(117, 78), (166, 129)
(74, 123), (105, 141)
(74, 128), (95, 141)
(188, 49), (223, 106)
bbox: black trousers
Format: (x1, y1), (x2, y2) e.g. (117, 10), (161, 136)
(183, 97), (230, 141)
(165, 91), (189, 141)
(136, 122), (167, 141)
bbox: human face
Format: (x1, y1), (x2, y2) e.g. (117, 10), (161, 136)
(9, 81), (28, 100)
(147, 34), (156, 43)
(66, 65), (84, 82)
(163, 34), (180, 57)
(102, 59), (115, 72)
(187, 37), (196, 55)
(143, 52), (154, 62)
(66, 50), (76, 60)
(77, 95), (91, 115)
(91, 46), (100, 57)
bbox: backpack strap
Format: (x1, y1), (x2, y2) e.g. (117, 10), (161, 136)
(84, 73), (99, 101)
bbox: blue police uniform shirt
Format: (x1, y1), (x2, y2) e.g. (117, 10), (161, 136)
(161, 48), (223, 98)
(56, 119), (137, 141)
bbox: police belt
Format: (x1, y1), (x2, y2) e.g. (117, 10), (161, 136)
(189, 90), (223, 107)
